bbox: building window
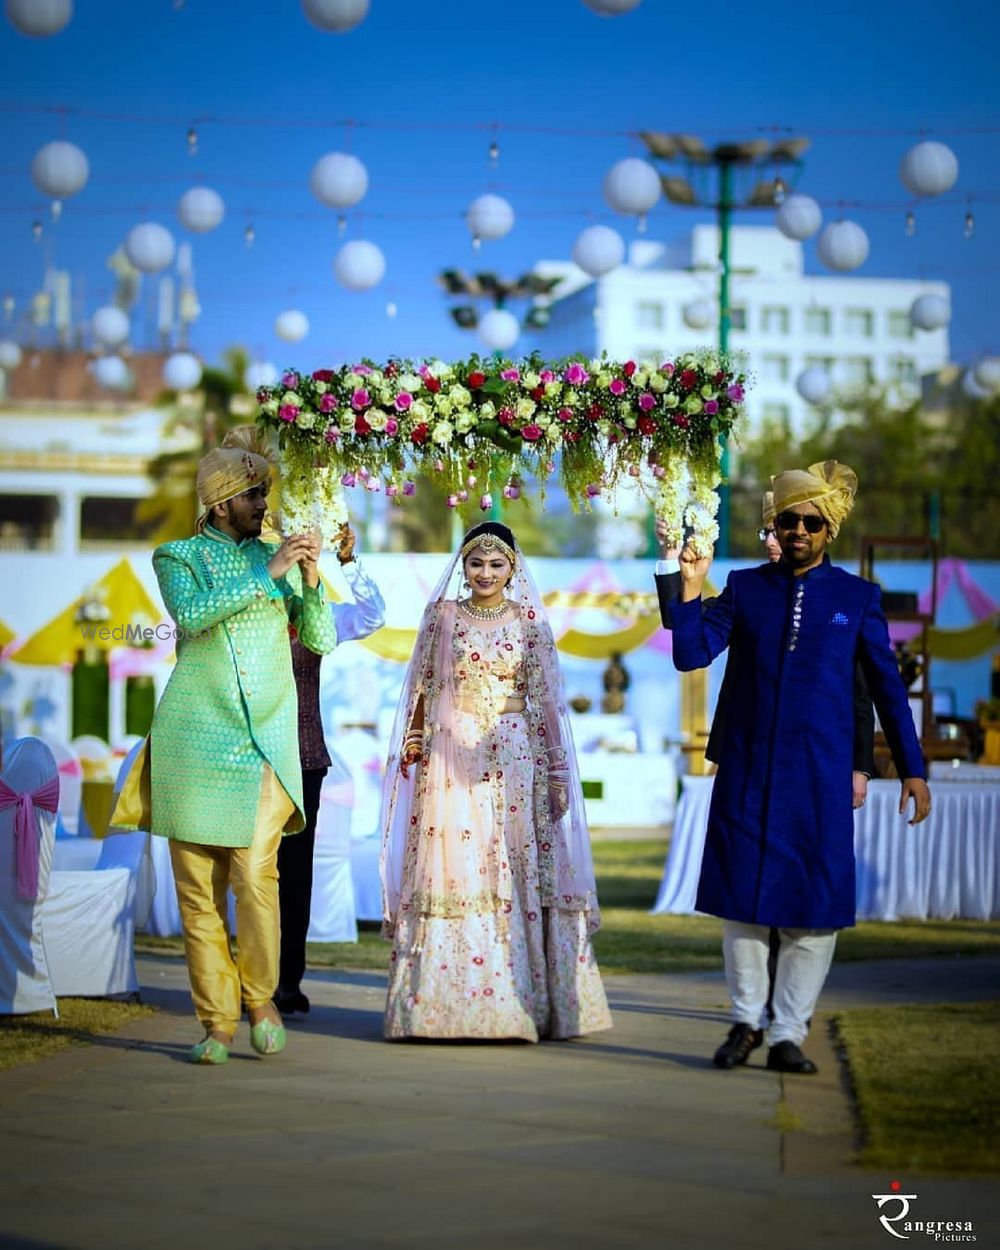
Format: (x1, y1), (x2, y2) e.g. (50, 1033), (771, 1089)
(636, 346), (665, 365)
(761, 306), (790, 335)
(804, 355), (835, 373)
(79, 497), (157, 550)
(636, 301), (664, 329)
(844, 309), (873, 337)
(760, 354), (790, 383)
(890, 357), (919, 385)
(0, 493), (59, 551)
(803, 307), (832, 336)
(841, 357), (874, 386)
(887, 310), (914, 339)
(728, 306), (747, 331)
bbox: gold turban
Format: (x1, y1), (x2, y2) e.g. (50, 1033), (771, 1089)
(195, 445), (271, 531)
(770, 460), (858, 540)
(761, 489), (775, 526)
(221, 424), (276, 463)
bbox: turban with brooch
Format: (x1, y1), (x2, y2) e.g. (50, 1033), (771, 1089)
(194, 445), (271, 532)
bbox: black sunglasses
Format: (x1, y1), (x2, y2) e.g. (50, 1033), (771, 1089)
(757, 527), (776, 542)
(775, 511), (826, 533)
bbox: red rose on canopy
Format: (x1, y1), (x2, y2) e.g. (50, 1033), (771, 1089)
(467, 371), (487, 388)
(425, 376), (441, 393)
(410, 422), (429, 445)
(680, 369), (698, 390)
(354, 414), (372, 435)
(638, 415), (657, 436)
(672, 413), (690, 429)
(311, 369), (335, 382)
(587, 403), (605, 420)
(623, 360), (636, 378)
(530, 386), (545, 402)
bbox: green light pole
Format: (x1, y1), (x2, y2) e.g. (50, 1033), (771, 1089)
(716, 158), (734, 555)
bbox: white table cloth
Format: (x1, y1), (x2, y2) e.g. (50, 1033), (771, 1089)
(652, 775), (1000, 922)
(929, 761), (1000, 782)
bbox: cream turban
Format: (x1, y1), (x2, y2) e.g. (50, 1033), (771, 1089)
(761, 489), (776, 526)
(195, 445), (271, 531)
(770, 460), (858, 539)
(221, 424), (276, 463)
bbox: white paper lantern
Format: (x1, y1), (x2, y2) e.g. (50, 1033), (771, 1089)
(245, 361), (279, 391)
(275, 310), (310, 342)
(310, 152), (368, 208)
(775, 194), (822, 241)
(816, 220), (869, 272)
(602, 157), (661, 217)
(91, 305), (130, 348)
(571, 225), (625, 276)
(92, 356), (129, 390)
(6, 0), (72, 37)
(0, 340), (23, 369)
(163, 352), (202, 392)
(682, 299), (715, 330)
(30, 140), (89, 201)
(962, 369), (992, 400)
(301, 0), (369, 32)
(466, 193), (515, 242)
(899, 141), (959, 198)
(178, 186), (225, 233)
(909, 294), (950, 332)
(972, 357), (1000, 393)
(124, 222), (176, 273)
(333, 239), (385, 290)
(478, 308), (520, 352)
(796, 366), (832, 406)
(582, 0), (642, 12)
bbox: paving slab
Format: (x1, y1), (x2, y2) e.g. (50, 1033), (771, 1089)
(0, 955), (996, 1250)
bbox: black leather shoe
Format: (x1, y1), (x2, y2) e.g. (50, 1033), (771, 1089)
(274, 988), (310, 1016)
(766, 1041), (818, 1074)
(713, 1024), (764, 1069)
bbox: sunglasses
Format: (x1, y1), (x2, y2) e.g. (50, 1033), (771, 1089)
(775, 511), (826, 533)
(757, 527), (776, 542)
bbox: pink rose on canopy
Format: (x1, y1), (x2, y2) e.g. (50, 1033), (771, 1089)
(479, 493), (493, 511)
(661, 362), (675, 374)
(319, 392), (336, 413)
(446, 494), (459, 508)
(386, 484), (400, 498)
(385, 418), (399, 435)
(279, 404), (299, 422)
(564, 362), (590, 385)
(281, 371), (299, 388)
(557, 407), (574, 422)
(353, 364), (373, 375)
(704, 400), (719, 415)
(500, 368), (520, 382)
(351, 388), (371, 410)
(324, 428), (339, 443)
(585, 483), (602, 498)
(539, 369), (555, 383)
(503, 482), (521, 500)
(609, 378), (626, 396)
(341, 472), (357, 487)
(403, 480), (416, 496)
(727, 383), (745, 402)
(365, 478), (380, 493)
(638, 393), (657, 411)
(520, 424), (543, 441)
(456, 489), (469, 503)
(357, 466), (370, 479)
(394, 392), (413, 411)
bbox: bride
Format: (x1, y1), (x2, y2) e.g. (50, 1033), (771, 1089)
(380, 521), (612, 1041)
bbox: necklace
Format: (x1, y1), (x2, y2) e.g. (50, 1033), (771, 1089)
(460, 596), (511, 621)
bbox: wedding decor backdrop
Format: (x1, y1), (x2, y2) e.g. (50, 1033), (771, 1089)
(255, 352), (747, 556)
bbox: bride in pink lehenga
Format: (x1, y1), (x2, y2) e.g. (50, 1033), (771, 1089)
(380, 521), (612, 1041)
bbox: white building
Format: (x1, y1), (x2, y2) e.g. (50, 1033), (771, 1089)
(529, 225), (951, 434)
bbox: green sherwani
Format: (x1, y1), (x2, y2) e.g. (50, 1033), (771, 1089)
(116, 526), (337, 847)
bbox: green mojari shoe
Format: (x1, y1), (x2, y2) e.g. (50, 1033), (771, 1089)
(188, 1036), (230, 1065)
(249, 1018), (286, 1056)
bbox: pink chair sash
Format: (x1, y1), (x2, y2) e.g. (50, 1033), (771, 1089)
(0, 775), (60, 900)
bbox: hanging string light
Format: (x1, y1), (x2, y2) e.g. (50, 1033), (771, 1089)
(773, 175), (787, 205)
(488, 138), (499, 167)
(904, 210), (916, 236)
(32, 220), (42, 241)
(386, 301), (398, 318)
(337, 213), (347, 236)
(471, 234), (482, 251)
(963, 209), (975, 239)
(186, 126), (198, 156)
(244, 223), (255, 248)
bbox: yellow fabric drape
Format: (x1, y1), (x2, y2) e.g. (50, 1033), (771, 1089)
(10, 559), (162, 666)
(926, 614), (1000, 661)
(0, 619), (15, 649)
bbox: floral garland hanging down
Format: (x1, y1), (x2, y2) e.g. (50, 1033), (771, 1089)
(254, 351), (747, 556)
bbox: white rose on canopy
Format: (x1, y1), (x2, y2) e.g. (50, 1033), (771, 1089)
(6, 0), (73, 37)
(899, 141), (959, 198)
(245, 362), (279, 391)
(163, 352), (202, 392)
(310, 152), (368, 208)
(334, 239), (385, 290)
(478, 308), (520, 352)
(301, 0), (369, 32)
(682, 299), (715, 330)
(796, 366), (832, 406)
(125, 223), (176, 273)
(775, 194), (822, 241)
(602, 158), (660, 218)
(909, 294), (950, 332)
(31, 141), (89, 213)
(0, 340), (23, 369)
(92, 306), (130, 349)
(816, 220), (869, 272)
(92, 356), (130, 390)
(972, 357), (1000, 393)
(572, 225), (625, 277)
(275, 310), (310, 342)
(466, 194), (515, 242)
(178, 187), (225, 234)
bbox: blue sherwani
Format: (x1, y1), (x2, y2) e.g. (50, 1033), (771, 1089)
(671, 556), (926, 929)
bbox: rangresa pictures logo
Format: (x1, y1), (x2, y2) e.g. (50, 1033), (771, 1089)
(871, 1182), (977, 1241)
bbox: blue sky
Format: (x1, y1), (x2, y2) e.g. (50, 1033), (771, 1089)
(2, 0), (998, 372)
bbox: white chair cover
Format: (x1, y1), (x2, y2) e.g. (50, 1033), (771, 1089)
(100, 742), (156, 930)
(0, 738), (58, 1015)
(307, 752), (358, 942)
(38, 734), (83, 837)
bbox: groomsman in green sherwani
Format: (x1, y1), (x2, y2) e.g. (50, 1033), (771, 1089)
(113, 443), (336, 1064)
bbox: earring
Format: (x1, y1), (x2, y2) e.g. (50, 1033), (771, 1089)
(462, 578), (470, 590)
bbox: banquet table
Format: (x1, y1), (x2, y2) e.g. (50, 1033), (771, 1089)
(652, 775), (1000, 921)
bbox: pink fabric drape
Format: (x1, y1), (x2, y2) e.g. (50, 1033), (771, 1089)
(0, 774), (60, 900)
(891, 558), (999, 643)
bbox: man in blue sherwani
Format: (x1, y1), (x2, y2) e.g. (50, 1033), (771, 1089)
(670, 461), (931, 1075)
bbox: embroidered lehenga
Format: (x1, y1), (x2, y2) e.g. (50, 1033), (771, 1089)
(380, 554), (612, 1042)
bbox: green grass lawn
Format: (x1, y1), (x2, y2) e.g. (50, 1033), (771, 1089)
(0, 999), (154, 1072)
(834, 1001), (1000, 1173)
